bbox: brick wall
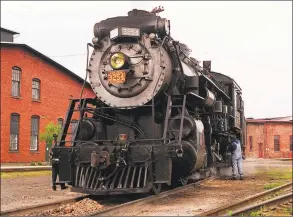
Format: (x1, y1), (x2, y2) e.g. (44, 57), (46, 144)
(245, 121), (293, 159)
(265, 123), (292, 158)
(1, 46), (96, 163)
(245, 123), (265, 158)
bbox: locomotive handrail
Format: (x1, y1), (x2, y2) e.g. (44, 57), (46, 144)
(88, 110), (146, 137)
(78, 43), (93, 118)
(170, 37), (228, 94)
(59, 138), (164, 143)
(161, 35), (229, 101)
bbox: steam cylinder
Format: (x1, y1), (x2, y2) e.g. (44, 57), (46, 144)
(170, 140), (198, 178)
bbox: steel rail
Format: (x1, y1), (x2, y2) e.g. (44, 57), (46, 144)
(231, 192), (292, 216)
(0, 195), (89, 216)
(198, 181), (292, 216)
(1, 166), (51, 172)
(0, 177), (214, 216)
(89, 177), (215, 216)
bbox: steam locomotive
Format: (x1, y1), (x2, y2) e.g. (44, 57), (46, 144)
(52, 7), (246, 195)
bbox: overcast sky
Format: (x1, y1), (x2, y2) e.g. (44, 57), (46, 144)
(1, 1), (292, 118)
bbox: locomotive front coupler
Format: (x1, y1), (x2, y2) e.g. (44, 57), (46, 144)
(90, 136), (129, 169)
(90, 150), (110, 169)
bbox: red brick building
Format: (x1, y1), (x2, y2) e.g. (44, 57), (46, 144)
(245, 116), (293, 159)
(1, 28), (95, 163)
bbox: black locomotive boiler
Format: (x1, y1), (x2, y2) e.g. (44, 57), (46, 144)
(52, 8), (246, 195)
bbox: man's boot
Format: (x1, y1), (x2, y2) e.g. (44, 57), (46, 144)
(61, 184), (68, 190)
(231, 175), (237, 180)
(52, 185), (57, 191)
(240, 175), (244, 180)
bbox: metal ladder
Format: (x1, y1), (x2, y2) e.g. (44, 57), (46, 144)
(59, 99), (87, 147)
(163, 94), (187, 145)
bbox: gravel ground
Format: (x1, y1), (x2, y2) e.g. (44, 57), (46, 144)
(120, 178), (273, 216)
(1, 176), (86, 212)
(1, 159), (291, 215)
(100, 160), (292, 216)
(26, 198), (104, 216)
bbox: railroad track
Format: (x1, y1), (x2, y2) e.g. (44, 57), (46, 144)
(232, 192), (292, 216)
(1, 166), (51, 172)
(261, 199), (292, 216)
(0, 195), (89, 216)
(0, 178), (214, 216)
(199, 181), (292, 216)
(0, 194), (142, 216)
(88, 178), (215, 216)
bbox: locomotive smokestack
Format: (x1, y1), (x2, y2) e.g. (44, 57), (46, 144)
(203, 60), (212, 72)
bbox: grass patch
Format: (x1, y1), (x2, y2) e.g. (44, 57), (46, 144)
(1, 170), (51, 179)
(263, 182), (282, 190)
(227, 210), (233, 216)
(29, 161), (44, 166)
(249, 210), (262, 216)
(255, 168), (292, 181)
(285, 207), (293, 215)
(255, 168), (292, 191)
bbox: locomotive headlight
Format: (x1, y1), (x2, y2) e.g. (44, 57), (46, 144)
(110, 52), (126, 69)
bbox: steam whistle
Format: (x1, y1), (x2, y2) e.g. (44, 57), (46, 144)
(150, 6), (164, 15)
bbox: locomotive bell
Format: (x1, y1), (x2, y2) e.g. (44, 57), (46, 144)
(179, 43), (192, 57)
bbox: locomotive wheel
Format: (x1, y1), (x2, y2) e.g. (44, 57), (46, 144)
(179, 177), (188, 186)
(152, 183), (162, 195)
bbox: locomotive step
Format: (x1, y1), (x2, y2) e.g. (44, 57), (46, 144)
(170, 94), (186, 97)
(54, 181), (72, 185)
(170, 105), (183, 108)
(168, 117), (185, 120)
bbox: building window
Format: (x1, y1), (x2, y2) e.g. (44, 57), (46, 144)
(30, 116), (40, 151)
(32, 78), (40, 100)
(290, 135), (293, 151)
(58, 118), (64, 127)
(274, 135), (280, 152)
(11, 66), (21, 97)
(10, 113), (20, 151)
(71, 120), (78, 146)
(249, 136), (253, 152)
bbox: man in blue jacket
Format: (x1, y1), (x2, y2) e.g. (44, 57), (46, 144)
(230, 136), (244, 180)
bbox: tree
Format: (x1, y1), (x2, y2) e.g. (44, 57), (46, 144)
(40, 122), (62, 148)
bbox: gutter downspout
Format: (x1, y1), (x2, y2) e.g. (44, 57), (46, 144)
(263, 122), (267, 158)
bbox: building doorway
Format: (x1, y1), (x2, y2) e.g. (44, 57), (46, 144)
(258, 143), (263, 158)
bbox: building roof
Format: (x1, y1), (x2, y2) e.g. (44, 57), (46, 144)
(1, 27), (19, 35)
(1, 42), (91, 89)
(246, 116), (293, 123)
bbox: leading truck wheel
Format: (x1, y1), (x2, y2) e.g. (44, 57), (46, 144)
(179, 177), (188, 186)
(152, 183), (161, 195)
